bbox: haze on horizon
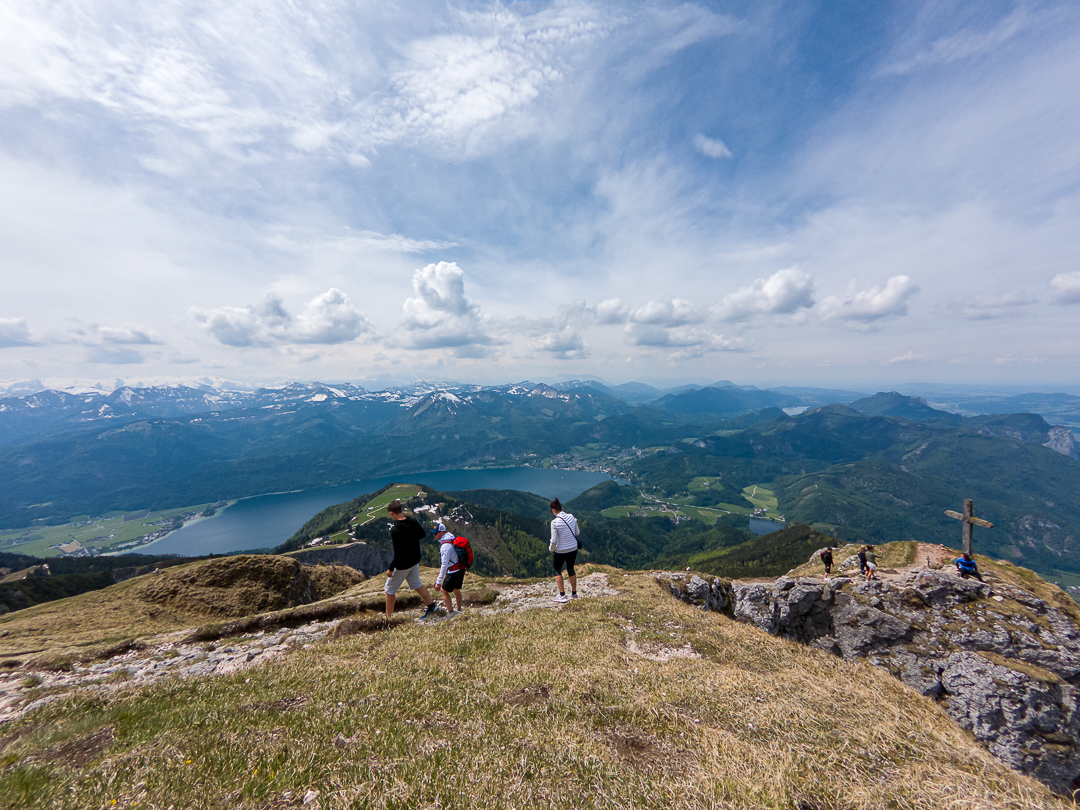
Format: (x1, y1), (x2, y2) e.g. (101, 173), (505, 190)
(1, 1), (1079, 392)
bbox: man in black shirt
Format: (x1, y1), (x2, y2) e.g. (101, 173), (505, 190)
(384, 499), (438, 620)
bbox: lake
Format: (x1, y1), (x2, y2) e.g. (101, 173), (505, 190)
(138, 467), (613, 557)
(748, 517), (784, 536)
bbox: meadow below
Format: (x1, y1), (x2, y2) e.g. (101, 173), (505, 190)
(0, 561), (1069, 809)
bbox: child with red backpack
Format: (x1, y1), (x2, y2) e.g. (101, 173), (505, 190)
(432, 520), (471, 616)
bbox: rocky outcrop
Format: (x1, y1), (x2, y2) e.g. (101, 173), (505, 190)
(283, 542), (391, 576)
(1044, 425), (1080, 460)
(657, 568), (1080, 795)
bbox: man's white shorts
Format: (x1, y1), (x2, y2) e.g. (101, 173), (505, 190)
(385, 564), (422, 595)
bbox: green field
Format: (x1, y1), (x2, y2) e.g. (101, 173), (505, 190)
(601, 501), (730, 526)
(687, 475), (722, 492)
(0, 502), (225, 558)
(351, 484), (428, 529)
(742, 484), (778, 512)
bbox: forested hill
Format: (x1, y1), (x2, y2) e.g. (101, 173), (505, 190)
(1, 382), (1078, 581)
(275, 483), (838, 584)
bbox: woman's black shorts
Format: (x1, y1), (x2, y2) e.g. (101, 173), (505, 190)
(553, 550), (577, 576)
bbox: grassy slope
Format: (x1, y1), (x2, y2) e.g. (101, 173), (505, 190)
(0, 557), (365, 666)
(0, 570), (1064, 810)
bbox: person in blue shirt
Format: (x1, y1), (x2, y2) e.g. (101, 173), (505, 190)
(954, 553), (984, 582)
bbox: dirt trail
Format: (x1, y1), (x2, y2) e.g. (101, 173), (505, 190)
(861, 543), (965, 585)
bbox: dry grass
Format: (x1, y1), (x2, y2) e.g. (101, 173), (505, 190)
(788, 541), (918, 579)
(0, 556), (366, 667)
(0, 570), (1069, 810)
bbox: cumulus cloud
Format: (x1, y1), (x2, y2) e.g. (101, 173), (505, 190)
(623, 323), (745, 352)
(818, 276), (920, 324)
(399, 262), (495, 353)
(693, 133), (732, 159)
(191, 305), (269, 348)
(960, 290), (1036, 319)
(191, 289), (372, 347)
(628, 298), (700, 327)
(1050, 271), (1080, 304)
(0, 317), (34, 348)
(289, 289), (372, 344)
(713, 268), (815, 322)
(594, 296), (743, 355)
(595, 298), (630, 325)
(531, 301), (588, 359)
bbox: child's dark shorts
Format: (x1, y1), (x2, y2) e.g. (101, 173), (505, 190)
(442, 569), (466, 591)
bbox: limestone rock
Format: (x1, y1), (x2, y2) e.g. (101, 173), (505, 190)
(660, 566), (1080, 795)
(1044, 425), (1080, 460)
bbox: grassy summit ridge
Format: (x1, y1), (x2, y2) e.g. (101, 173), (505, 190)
(0, 567), (1066, 809)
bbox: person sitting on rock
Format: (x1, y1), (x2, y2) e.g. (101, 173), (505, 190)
(864, 545), (878, 581)
(954, 553), (985, 582)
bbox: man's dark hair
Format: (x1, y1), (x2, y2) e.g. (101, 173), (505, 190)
(387, 499), (404, 514)
(550, 498), (562, 512)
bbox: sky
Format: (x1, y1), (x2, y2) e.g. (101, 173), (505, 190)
(1, 0), (1079, 392)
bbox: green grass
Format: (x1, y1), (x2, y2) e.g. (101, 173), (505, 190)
(687, 476), (722, 492)
(742, 484), (778, 512)
(0, 572), (1063, 810)
(600, 506), (643, 519)
(0, 503), (225, 558)
(352, 484), (426, 527)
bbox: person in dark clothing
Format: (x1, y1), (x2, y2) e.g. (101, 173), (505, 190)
(384, 499), (438, 619)
(820, 547), (833, 577)
(955, 553), (985, 582)
(857, 546), (868, 577)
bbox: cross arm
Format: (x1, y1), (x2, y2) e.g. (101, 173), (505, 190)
(944, 510), (993, 529)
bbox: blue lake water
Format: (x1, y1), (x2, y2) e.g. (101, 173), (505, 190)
(139, 468), (612, 557)
(748, 517), (784, 536)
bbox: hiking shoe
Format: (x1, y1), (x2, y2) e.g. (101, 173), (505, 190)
(570, 593), (579, 599)
(420, 603), (438, 619)
(554, 593), (569, 603)
(446, 609), (461, 617)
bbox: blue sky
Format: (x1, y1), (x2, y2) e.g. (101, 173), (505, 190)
(1, 0), (1078, 390)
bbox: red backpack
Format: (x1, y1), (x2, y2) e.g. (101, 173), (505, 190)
(451, 535), (473, 569)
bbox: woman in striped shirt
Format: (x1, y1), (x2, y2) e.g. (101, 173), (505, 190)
(549, 498), (580, 603)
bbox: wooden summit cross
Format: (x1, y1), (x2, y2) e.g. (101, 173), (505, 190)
(945, 499), (993, 555)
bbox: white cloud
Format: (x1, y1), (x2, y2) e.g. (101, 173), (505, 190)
(191, 305), (269, 348)
(86, 346), (145, 365)
(0, 318), (34, 348)
(96, 324), (163, 344)
(533, 327), (586, 359)
(879, 8), (1031, 76)
(289, 289), (372, 344)
(628, 298), (700, 327)
(595, 298), (629, 325)
(960, 290), (1037, 320)
(888, 350), (923, 364)
(818, 276), (920, 324)
(624, 323), (745, 353)
(531, 301), (589, 360)
(399, 261), (494, 351)
(693, 133), (732, 159)
(713, 268), (815, 322)
(191, 289), (372, 347)
(1050, 271), (1080, 304)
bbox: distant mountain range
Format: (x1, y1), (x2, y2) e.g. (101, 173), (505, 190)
(2, 382), (1079, 581)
